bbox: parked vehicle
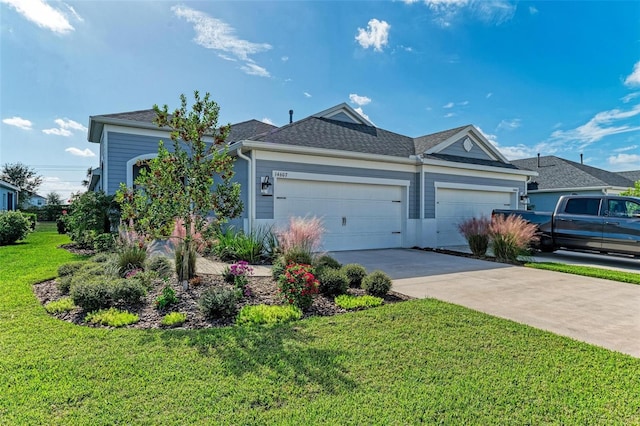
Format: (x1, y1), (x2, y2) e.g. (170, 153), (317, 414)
(493, 195), (640, 256)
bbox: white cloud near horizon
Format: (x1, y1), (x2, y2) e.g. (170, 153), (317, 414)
(2, 116), (33, 130)
(624, 61), (640, 87)
(614, 144), (638, 153)
(42, 118), (87, 137)
(443, 102), (454, 108)
(349, 93), (371, 106)
(355, 18), (390, 52)
(479, 126), (536, 160)
(1, 0), (76, 34)
(354, 107), (372, 123)
(65, 147), (95, 157)
(416, 0), (516, 27)
(43, 128), (72, 136)
(621, 92), (640, 103)
(261, 117), (274, 125)
(172, 5), (272, 77)
(608, 153), (640, 168)
(497, 118), (521, 131)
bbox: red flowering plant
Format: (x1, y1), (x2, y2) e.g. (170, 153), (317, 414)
(277, 263), (320, 310)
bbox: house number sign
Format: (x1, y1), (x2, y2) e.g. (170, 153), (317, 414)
(273, 171), (289, 178)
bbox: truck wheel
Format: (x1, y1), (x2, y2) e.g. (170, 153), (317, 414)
(539, 246), (556, 253)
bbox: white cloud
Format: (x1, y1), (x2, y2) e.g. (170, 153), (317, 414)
(303, 92), (312, 98)
(621, 92), (640, 103)
(549, 104), (640, 146)
(172, 5), (272, 77)
(497, 118), (522, 131)
(442, 102), (454, 108)
(354, 107), (372, 122)
(1, 0), (76, 34)
(217, 54), (236, 62)
(65, 147), (95, 157)
(529, 6), (538, 14)
(2, 116), (32, 130)
(614, 144), (639, 152)
(240, 63), (270, 77)
(423, 0), (516, 27)
(355, 18), (390, 52)
(63, 3), (83, 22)
(458, 100), (469, 106)
(608, 153), (640, 168)
(43, 127), (72, 136)
(444, 112), (455, 118)
(349, 93), (372, 106)
(486, 92), (493, 98)
(261, 118), (274, 125)
(624, 61), (640, 87)
(478, 126), (536, 160)
(281, 56), (289, 62)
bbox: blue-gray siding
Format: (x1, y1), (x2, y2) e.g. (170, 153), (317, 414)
(440, 137), (494, 161)
(0, 186), (18, 211)
(255, 160), (419, 219)
(106, 132), (165, 194)
(423, 172), (525, 218)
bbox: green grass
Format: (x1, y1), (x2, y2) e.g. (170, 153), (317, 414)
(334, 294), (383, 310)
(85, 308), (139, 327)
(526, 262), (640, 285)
(1, 224), (639, 424)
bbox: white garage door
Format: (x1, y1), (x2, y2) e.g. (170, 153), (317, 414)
(436, 187), (514, 247)
(275, 179), (404, 251)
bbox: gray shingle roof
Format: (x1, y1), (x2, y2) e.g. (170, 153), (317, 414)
(511, 156), (635, 190)
(617, 170), (640, 183)
(97, 109), (159, 123)
(425, 153), (519, 169)
(413, 125), (469, 154)
(250, 117), (416, 158)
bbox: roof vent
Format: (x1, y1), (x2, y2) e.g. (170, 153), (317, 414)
(289, 109), (293, 124)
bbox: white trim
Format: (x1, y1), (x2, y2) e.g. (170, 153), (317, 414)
(435, 181), (519, 193)
(423, 162), (534, 179)
(104, 124), (216, 143)
(311, 102), (374, 127)
(103, 131), (109, 193)
(424, 126), (508, 163)
(528, 186), (628, 194)
(126, 153), (158, 187)
(272, 170), (410, 188)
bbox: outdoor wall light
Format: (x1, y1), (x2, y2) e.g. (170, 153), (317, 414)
(260, 176), (273, 196)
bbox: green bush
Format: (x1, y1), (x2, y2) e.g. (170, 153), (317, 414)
(198, 287), (240, 318)
(282, 247), (313, 266)
(271, 256), (286, 281)
(0, 211), (31, 245)
(362, 270), (392, 297)
(117, 245), (147, 276)
(161, 312), (186, 327)
(318, 268), (349, 297)
(44, 297), (76, 314)
(341, 263), (367, 288)
(313, 254), (341, 270)
(85, 308), (139, 327)
(175, 241), (196, 282)
(236, 304), (302, 326)
(110, 278), (146, 305)
(93, 233), (115, 252)
(213, 226), (274, 263)
(56, 216), (67, 234)
(155, 286), (178, 310)
(146, 256), (173, 279)
(91, 253), (112, 263)
(65, 191), (117, 248)
(58, 261), (89, 277)
(334, 294), (383, 310)
(22, 212), (37, 230)
(58, 262), (104, 293)
(277, 263), (319, 310)
(70, 277), (112, 312)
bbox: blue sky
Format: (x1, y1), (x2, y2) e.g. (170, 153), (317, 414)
(1, 0), (639, 200)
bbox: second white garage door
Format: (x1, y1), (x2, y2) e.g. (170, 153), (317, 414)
(274, 179), (404, 251)
(436, 186), (515, 247)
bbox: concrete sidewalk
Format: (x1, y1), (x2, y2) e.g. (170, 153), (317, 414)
(332, 249), (640, 358)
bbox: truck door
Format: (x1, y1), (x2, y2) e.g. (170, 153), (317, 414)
(553, 197), (604, 251)
(602, 198), (640, 255)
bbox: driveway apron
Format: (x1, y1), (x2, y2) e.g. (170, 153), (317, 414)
(331, 249), (640, 358)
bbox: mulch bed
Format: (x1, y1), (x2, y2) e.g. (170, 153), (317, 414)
(34, 245), (412, 330)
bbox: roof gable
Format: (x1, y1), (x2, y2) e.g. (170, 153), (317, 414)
(414, 125), (508, 163)
(312, 103), (375, 126)
(512, 156), (635, 190)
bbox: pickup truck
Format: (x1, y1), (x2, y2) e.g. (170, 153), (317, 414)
(493, 195), (640, 257)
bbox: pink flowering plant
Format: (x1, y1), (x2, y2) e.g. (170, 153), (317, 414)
(223, 260), (254, 295)
(277, 263), (319, 309)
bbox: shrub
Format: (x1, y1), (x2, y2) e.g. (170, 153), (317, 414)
(58, 262), (105, 293)
(276, 216), (323, 265)
(222, 260), (253, 293)
(65, 191), (117, 248)
(0, 211), (31, 245)
(56, 216), (67, 234)
(314, 254), (341, 270)
(110, 278), (147, 305)
(271, 256), (286, 281)
(93, 233), (115, 252)
(146, 256), (173, 279)
(56, 275), (73, 294)
(334, 294), (383, 310)
(58, 261), (89, 277)
(341, 263), (367, 288)
(155, 286), (178, 310)
(175, 241), (197, 283)
(44, 297), (76, 314)
(70, 277), (112, 312)
(85, 308), (139, 327)
(317, 268), (349, 297)
(362, 270), (392, 297)
(490, 214), (539, 263)
(236, 304), (302, 326)
(277, 263), (320, 310)
(161, 312), (186, 327)
(91, 253), (112, 263)
(198, 287), (240, 318)
(116, 245), (147, 276)
(22, 212), (37, 230)
(458, 216), (491, 257)
(213, 226), (274, 263)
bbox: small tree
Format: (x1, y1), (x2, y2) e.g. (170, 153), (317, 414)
(116, 91), (242, 289)
(621, 180), (640, 197)
(1, 162), (43, 209)
(46, 192), (62, 206)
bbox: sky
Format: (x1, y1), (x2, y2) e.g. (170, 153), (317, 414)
(1, 0), (639, 201)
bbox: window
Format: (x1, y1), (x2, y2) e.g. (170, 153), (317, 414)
(564, 198), (601, 216)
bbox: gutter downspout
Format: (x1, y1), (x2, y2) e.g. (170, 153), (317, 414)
(236, 146), (253, 233)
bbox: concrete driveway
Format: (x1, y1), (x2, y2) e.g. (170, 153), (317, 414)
(331, 249), (640, 358)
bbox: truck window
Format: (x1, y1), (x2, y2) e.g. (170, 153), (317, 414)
(564, 198), (601, 215)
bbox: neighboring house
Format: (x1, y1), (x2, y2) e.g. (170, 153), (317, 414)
(617, 170), (640, 184)
(87, 103), (534, 250)
(28, 194), (47, 208)
(0, 180), (19, 211)
(511, 156), (636, 211)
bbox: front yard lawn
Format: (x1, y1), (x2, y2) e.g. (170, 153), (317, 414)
(1, 224), (639, 424)
(526, 261), (640, 285)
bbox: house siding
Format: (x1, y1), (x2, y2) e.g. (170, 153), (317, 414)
(1, 186), (18, 211)
(254, 159), (419, 220)
(423, 172), (525, 218)
(440, 137), (494, 161)
(106, 132), (164, 194)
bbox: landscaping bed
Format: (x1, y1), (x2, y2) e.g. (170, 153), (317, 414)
(34, 271), (411, 330)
